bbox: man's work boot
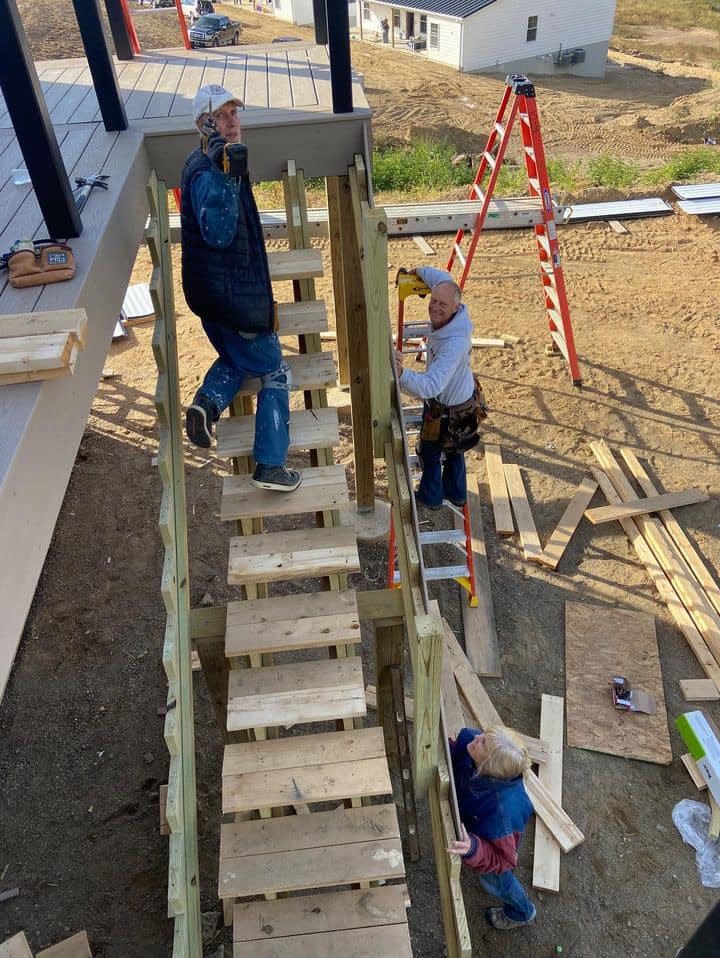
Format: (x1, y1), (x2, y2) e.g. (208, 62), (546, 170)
(186, 394), (217, 448)
(485, 907), (537, 931)
(250, 464), (302, 492)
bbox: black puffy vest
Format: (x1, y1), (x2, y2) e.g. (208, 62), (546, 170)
(180, 149), (273, 334)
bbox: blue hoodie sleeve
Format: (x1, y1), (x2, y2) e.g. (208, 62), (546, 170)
(399, 336), (465, 399)
(189, 167), (240, 249)
(416, 265), (454, 289)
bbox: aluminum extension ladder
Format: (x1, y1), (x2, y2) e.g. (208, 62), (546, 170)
(388, 272), (478, 608)
(447, 74), (582, 386)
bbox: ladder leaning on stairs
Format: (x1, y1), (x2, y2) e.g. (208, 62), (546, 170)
(211, 163), (414, 955)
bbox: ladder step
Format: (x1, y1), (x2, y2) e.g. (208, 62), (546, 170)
(220, 464), (350, 522)
(268, 248), (323, 282)
(220, 805), (403, 899)
(483, 150), (496, 169)
(424, 563), (469, 581)
(227, 657), (366, 731)
(238, 352), (336, 396)
(419, 529), (467, 545)
(276, 299), (328, 336)
(225, 590), (360, 658)
(233, 885), (410, 945)
(217, 407), (340, 458)
(472, 183), (485, 202)
(228, 525), (360, 586)
(494, 121), (505, 137)
(222, 726), (391, 812)
(232, 925), (413, 958)
(453, 243), (467, 267)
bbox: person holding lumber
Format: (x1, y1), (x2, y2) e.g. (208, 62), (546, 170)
(394, 266), (486, 510)
(447, 726), (537, 930)
(180, 84), (301, 492)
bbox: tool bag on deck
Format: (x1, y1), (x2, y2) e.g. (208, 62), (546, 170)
(1, 239), (75, 288)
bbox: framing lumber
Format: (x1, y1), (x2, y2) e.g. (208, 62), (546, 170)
(325, 175), (351, 385)
(681, 753), (708, 790)
(503, 463), (543, 561)
(454, 478), (501, 676)
(591, 443), (720, 670)
(36, 932), (92, 957)
(537, 477), (598, 570)
(532, 694), (564, 892)
(620, 448), (720, 619)
(591, 467), (720, 693)
(680, 678), (720, 702)
(362, 202), (393, 458)
(390, 665), (420, 861)
(429, 771), (472, 958)
(585, 488), (708, 525)
(484, 443), (514, 535)
(0, 934), (33, 958)
(0, 308), (87, 345)
(710, 795), (720, 840)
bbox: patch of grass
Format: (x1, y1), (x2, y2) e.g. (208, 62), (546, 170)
(614, 0), (720, 32)
(587, 154), (641, 189)
(372, 141), (475, 192)
(645, 147), (720, 182)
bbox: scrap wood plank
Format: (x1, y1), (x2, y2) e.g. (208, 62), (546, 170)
(620, 448), (720, 619)
(243, 925), (413, 958)
(679, 678), (720, 702)
(591, 467), (720, 694)
(585, 488), (708, 525)
(523, 770), (584, 854)
(36, 931), (92, 957)
(0, 332), (74, 375)
(0, 933), (33, 958)
(503, 464), (543, 561)
(532, 694), (564, 893)
(565, 601), (672, 765)
(0, 308), (87, 346)
(484, 443), (514, 535)
(681, 753), (707, 790)
(453, 478), (501, 676)
(710, 795), (720, 840)
(608, 219), (629, 234)
(537, 477), (598, 570)
(412, 234), (435, 255)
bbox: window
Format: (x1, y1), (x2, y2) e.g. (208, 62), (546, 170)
(430, 22), (439, 48)
(526, 15), (538, 42)
(362, 1), (370, 20)
(419, 14), (427, 33)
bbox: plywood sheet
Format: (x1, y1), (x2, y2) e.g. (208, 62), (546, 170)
(565, 602), (671, 764)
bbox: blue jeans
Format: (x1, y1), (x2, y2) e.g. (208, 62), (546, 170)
(477, 869), (535, 922)
(417, 418), (467, 508)
(197, 319), (290, 467)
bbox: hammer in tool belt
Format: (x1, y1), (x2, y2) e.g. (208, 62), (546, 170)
(73, 174), (110, 214)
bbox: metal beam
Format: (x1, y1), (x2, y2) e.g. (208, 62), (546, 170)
(103, 0), (134, 61)
(0, 0), (82, 238)
(326, 0), (352, 114)
(72, 0), (128, 131)
(312, 0), (328, 44)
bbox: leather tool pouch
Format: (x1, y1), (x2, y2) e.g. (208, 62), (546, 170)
(448, 392), (481, 453)
(7, 242), (75, 288)
(420, 398), (445, 442)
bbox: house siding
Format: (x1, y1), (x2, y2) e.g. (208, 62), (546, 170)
(460, 0), (616, 77)
(358, 1), (463, 67)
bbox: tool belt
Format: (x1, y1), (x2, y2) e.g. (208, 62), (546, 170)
(420, 375), (488, 452)
(1, 239), (75, 288)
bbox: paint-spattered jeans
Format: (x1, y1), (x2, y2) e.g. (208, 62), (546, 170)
(476, 869), (535, 922)
(198, 319), (290, 467)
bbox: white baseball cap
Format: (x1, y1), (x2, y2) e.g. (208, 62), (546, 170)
(192, 84), (243, 123)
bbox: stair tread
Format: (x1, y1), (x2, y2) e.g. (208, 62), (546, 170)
(227, 656), (366, 731)
(221, 464), (351, 522)
(233, 885), (408, 942)
(276, 299), (328, 336)
(225, 590), (360, 658)
(228, 525), (360, 586)
(268, 248), (323, 281)
(222, 728), (391, 812)
(238, 352), (336, 396)
(232, 925), (413, 958)
(217, 407), (339, 458)
(220, 807), (403, 900)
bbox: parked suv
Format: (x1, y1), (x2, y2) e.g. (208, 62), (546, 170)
(189, 13), (241, 47)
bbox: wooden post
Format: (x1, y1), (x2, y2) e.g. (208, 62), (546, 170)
(326, 0), (353, 113)
(103, 0), (134, 60)
(362, 205), (392, 457)
(325, 176), (351, 387)
(72, 0), (128, 131)
(375, 622), (404, 758)
(412, 611), (443, 795)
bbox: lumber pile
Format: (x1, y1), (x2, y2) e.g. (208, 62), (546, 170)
(0, 310), (87, 386)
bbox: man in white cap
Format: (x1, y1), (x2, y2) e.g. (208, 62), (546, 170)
(180, 84), (301, 493)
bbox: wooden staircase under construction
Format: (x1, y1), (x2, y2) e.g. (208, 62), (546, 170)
(209, 188), (413, 955)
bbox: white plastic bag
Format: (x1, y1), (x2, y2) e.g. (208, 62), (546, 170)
(672, 799), (720, 888)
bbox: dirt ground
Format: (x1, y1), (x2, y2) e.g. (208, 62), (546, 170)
(2, 2), (720, 956)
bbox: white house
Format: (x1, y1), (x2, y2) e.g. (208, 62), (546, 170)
(273, 0), (356, 28)
(355, 0), (617, 77)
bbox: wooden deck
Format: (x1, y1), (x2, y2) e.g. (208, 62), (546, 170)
(0, 43), (371, 699)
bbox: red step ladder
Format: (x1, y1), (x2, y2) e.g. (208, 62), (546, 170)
(447, 74), (582, 386)
(388, 273), (478, 608)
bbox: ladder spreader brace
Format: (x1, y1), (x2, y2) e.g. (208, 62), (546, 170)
(389, 273), (479, 608)
(447, 74), (582, 387)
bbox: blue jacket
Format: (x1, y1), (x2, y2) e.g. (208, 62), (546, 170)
(180, 148), (274, 334)
(451, 727), (534, 874)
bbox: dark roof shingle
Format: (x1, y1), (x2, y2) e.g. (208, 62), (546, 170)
(382, 0), (499, 20)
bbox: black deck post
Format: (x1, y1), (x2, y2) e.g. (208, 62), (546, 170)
(72, 0), (128, 131)
(104, 0), (135, 61)
(326, 0), (353, 113)
(0, 0), (82, 237)
(312, 0), (328, 45)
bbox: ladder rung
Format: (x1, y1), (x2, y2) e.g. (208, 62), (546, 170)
(536, 234), (551, 256)
(419, 529), (467, 545)
(529, 177), (540, 191)
(404, 414), (422, 426)
(519, 112), (530, 125)
(401, 346), (427, 354)
(403, 322), (431, 332)
(453, 243), (467, 267)
(472, 183), (485, 202)
(494, 121), (505, 137)
(483, 151), (496, 169)
(425, 564), (470, 581)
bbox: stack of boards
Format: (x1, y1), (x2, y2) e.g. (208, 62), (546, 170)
(0, 309), (86, 386)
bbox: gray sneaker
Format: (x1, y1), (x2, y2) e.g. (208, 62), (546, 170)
(486, 906), (537, 930)
(250, 464), (302, 492)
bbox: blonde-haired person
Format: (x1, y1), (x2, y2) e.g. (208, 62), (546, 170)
(447, 727), (536, 930)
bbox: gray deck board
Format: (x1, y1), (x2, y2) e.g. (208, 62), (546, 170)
(244, 52), (269, 110)
(267, 51), (292, 110)
(170, 55), (208, 116)
(288, 49), (318, 107)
